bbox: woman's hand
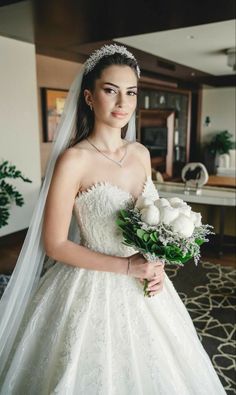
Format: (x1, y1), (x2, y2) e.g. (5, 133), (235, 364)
(127, 253), (165, 295)
(126, 253), (165, 296)
(139, 270), (165, 296)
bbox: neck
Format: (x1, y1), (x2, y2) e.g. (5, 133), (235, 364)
(88, 122), (125, 153)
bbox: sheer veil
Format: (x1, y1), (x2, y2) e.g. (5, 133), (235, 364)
(0, 58), (137, 374)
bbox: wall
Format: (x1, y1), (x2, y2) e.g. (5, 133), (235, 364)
(0, 36), (41, 237)
(36, 55), (83, 177)
(200, 86), (235, 144)
(199, 86), (235, 237)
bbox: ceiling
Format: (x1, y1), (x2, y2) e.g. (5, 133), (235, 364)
(0, 0), (235, 84)
(0, 1), (33, 43)
(115, 20), (236, 76)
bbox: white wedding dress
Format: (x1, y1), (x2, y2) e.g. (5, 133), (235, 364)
(0, 176), (226, 395)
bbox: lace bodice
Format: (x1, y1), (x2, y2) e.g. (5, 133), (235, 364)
(73, 176), (159, 257)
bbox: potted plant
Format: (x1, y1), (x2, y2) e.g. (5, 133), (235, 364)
(204, 131), (234, 174)
(0, 160), (32, 228)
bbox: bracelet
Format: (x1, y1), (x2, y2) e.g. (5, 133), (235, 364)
(127, 257), (131, 275)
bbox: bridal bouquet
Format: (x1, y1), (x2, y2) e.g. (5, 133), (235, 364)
(116, 195), (214, 297)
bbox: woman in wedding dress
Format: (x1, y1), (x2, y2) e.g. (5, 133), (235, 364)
(0, 45), (227, 395)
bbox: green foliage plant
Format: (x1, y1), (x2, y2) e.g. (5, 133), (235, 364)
(0, 160), (32, 228)
(207, 130), (233, 156)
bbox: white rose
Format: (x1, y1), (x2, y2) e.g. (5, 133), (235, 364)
(140, 205), (160, 226)
(135, 196), (154, 210)
(170, 214), (194, 238)
(169, 199), (191, 216)
(154, 198), (170, 209)
(160, 206), (179, 225)
(190, 211), (202, 227)
(168, 197), (184, 206)
(176, 203), (191, 217)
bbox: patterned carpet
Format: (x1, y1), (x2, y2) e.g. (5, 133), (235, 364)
(0, 260), (235, 394)
(165, 261), (236, 395)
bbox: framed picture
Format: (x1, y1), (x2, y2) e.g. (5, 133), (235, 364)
(41, 88), (69, 142)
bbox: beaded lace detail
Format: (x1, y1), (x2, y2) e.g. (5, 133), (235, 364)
(0, 177), (227, 395)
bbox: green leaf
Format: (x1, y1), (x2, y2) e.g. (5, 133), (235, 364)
(115, 219), (127, 227)
(181, 255), (193, 263)
(137, 229), (146, 239)
(0, 206), (10, 228)
(143, 233), (150, 242)
(195, 238), (205, 246)
(119, 209), (129, 219)
(147, 239), (154, 249)
(150, 232), (159, 242)
(123, 239), (132, 245)
(135, 237), (146, 248)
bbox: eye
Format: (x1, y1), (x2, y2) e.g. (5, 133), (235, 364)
(127, 91), (137, 96)
(104, 88), (117, 95)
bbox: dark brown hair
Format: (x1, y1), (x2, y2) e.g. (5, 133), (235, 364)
(68, 52), (139, 147)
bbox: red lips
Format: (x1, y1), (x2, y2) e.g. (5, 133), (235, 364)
(111, 112), (128, 117)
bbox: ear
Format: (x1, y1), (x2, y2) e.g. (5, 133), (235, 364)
(84, 89), (93, 106)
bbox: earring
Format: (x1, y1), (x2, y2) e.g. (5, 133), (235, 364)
(88, 103), (93, 111)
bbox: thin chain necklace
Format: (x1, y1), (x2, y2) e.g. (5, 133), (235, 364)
(85, 137), (128, 167)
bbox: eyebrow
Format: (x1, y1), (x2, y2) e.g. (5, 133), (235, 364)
(103, 82), (137, 89)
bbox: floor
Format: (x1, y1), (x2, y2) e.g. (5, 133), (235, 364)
(165, 261), (235, 394)
(0, 229), (235, 274)
(0, 229), (27, 274)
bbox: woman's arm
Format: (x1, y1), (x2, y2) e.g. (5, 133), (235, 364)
(42, 148), (128, 275)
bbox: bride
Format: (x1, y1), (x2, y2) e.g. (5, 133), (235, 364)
(0, 44), (226, 394)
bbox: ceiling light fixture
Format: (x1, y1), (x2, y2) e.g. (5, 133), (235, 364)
(226, 48), (236, 71)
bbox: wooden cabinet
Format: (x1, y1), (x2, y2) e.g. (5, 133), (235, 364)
(137, 109), (175, 178)
(136, 76), (191, 179)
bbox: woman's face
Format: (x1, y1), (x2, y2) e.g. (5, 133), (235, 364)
(84, 65), (138, 129)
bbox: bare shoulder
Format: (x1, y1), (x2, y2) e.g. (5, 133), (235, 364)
(129, 141), (151, 175)
(129, 141), (151, 161)
(56, 143), (89, 172)
(51, 144), (91, 193)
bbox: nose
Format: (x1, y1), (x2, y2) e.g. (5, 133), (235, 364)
(116, 91), (127, 108)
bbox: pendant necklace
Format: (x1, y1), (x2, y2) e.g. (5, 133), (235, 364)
(85, 137), (128, 168)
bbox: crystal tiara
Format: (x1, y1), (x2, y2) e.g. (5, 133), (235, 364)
(84, 44), (141, 78)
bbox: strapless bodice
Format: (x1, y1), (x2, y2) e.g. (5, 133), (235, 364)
(73, 176), (159, 257)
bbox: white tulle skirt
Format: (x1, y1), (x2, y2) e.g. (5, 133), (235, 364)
(0, 262), (226, 395)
